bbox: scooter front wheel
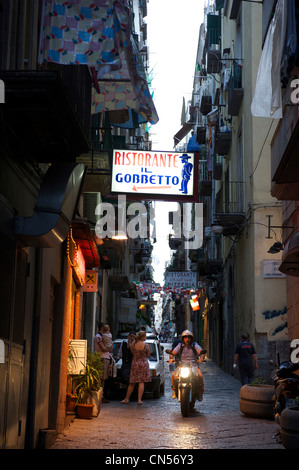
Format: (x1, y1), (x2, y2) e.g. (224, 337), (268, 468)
(180, 387), (190, 417)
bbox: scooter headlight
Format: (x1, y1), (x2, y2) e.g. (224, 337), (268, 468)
(180, 367), (191, 378)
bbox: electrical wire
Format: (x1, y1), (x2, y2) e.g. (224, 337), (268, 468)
(250, 118), (275, 178)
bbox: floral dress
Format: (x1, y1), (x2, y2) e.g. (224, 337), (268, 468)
(129, 343), (151, 383)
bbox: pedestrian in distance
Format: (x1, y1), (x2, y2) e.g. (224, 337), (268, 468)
(116, 331), (136, 383)
(101, 324), (113, 351)
(233, 333), (258, 385)
(120, 330), (151, 405)
(94, 322), (113, 403)
(94, 322), (105, 352)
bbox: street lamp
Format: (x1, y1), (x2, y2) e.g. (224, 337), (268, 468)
(110, 231), (128, 240)
(211, 223), (224, 234)
(267, 242), (284, 254)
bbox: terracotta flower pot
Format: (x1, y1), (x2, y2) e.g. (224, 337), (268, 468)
(66, 394), (77, 412)
(76, 404), (94, 419)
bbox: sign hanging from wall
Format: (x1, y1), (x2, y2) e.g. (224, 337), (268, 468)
(83, 270), (98, 292)
(111, 150), (198, 202)
(164, 271), (197, 289)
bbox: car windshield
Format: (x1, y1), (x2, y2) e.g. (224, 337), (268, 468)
(113, 341), (157, 361)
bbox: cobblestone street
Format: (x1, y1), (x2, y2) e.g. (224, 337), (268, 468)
(51, 350), (284, 451)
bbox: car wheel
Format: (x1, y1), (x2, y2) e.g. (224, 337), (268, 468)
(160, 381), (165, 395)
(153, 378), (161, 398)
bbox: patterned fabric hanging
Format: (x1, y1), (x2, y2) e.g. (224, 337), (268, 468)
(39, 0), (130, 76)
(38, 0), (158, 125)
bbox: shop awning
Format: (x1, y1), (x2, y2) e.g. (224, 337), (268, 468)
(173, 122), (194, 147)
(38, 0), (158, 127)
(15, 162), (86, 248)
(71, 218), (100, 268)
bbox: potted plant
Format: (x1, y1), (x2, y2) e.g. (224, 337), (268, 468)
(239, 376), (275, 420)
(73, 351), (103, 419)
(66, 341), (78, 412)
(279, 396), (299, 449)
(86, 351), (103, 417)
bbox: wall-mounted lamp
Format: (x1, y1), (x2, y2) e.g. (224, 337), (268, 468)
(267, 241), (284, 254)
(211, 223), (224, 234)
(110, 231), (128, 240)
(266, 215), (293, 239)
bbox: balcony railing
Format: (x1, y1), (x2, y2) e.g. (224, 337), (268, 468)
(205, 14), (221, 74)
(199, 160), (212, 196)
(214, 181), (246, 235)
(216, 181), (245, 214)
(228, 62), (244, 116)
(200, 95), (212, 115)
(215, 130), (232, 155)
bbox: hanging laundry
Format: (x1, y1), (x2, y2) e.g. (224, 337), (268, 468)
(38, 0), (159, 125)
(251, 0), (288, 118)
(39, 0), (130, 75)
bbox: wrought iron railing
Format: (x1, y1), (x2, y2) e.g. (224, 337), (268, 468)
(216, 181), (245, 214)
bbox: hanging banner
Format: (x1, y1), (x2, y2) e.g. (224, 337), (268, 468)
(111, 150), (199, 202)
(190, 295), (200, 311)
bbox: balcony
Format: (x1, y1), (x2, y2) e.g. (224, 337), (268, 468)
(199, 259), (223, 276)
(199, 160), (212, 196)
(207, 49), (222, 74)
(109, 264), (130, 291)
(0, 69), (90, 163)
(214, 181), (246, 236)
(196, 126), (207, 144)
(205, 14), (221, 74)
(215, 130), (232, 155)
(77, 150), (111, 195)
(200, 95), (212, 116)
(228, 62), (244, 116)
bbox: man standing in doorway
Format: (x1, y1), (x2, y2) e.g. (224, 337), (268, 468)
(234, 333), (258, 385)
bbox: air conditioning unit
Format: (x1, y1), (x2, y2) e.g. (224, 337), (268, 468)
(68, 340), (87, 375)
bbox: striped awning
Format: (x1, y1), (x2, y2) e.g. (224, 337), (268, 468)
(173, 122), (194, 147)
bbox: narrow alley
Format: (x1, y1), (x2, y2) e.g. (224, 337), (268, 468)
(50, 347), (283, 451)
(1, 0), (299, 451)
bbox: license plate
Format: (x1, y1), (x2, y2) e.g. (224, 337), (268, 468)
(285, 397), (297, 408)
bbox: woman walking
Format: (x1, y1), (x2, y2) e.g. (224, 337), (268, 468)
(121, 331), (151, 405)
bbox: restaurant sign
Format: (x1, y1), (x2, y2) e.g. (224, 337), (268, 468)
(165, 271), (197, 289)
(111, 150), (198, 201)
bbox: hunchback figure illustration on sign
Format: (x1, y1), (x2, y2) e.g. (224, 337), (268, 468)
(179, 154), (193, 194)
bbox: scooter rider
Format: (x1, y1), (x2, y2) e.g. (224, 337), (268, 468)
(170, 330), (205, 399)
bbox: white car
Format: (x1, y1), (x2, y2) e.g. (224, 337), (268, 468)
(111, 338), (165, 398)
